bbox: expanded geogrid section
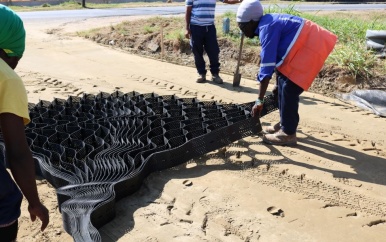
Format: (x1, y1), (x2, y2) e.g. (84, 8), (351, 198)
(1, 91), (278, 242)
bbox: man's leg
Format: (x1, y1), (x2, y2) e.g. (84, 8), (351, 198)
(190, 25), (207, 76)
(278, 73), (304, 135)
(263, 74), (281, 134)
(0, 220), (18, 242)
(263, 73), (303, 145)
(203, 25), (221, 77)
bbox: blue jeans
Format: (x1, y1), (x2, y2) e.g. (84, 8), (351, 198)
(277, 72), (304, 135)
(189, 24), (220, 75)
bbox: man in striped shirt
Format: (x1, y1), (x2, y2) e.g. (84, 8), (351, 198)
(185, 0), (242, 84)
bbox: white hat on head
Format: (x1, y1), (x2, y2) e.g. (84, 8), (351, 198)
(236, 0), (264, 23)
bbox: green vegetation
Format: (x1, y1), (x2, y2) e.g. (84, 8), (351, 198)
(304, 12), (385, 79)
(9, 0), (83, 11)
(6, 0), (324, 12)
(217, 6), (386, 79)
(165, 29), (185, 42)
(7, 0), (183, 12)
(11, 1), (386, 79)
(110, 23), (130, 36)
(143, 25), (159, 34)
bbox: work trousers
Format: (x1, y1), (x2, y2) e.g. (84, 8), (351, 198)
(189, 24), (220, 76)
(0, 220), (18, 242)
(277, 71), (304, 135)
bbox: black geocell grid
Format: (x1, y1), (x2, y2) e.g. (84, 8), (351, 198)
(1, 91), (278, 242)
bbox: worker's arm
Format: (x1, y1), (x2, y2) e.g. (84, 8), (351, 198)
(251, 76), (271, 117)
(0, 113), (49, 231)
(258, 77), (271, 101)
(185, 6), (192, 39)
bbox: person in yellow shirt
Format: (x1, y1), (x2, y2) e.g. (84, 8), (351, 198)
(0, 4), (49, 241)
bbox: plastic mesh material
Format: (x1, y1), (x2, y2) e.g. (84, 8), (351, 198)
(0, 91), (278, 242)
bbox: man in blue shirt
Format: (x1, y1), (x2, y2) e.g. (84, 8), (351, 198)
(236, 0), (336, 146)
(185, 0), (242, 84)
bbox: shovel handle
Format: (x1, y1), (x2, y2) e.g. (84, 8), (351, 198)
(235, 34), (244, 74)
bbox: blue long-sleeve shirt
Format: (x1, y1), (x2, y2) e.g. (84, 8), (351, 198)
(254, 14), (304, 82)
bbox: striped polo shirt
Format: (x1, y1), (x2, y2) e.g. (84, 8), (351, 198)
(186, 0), (224, 26)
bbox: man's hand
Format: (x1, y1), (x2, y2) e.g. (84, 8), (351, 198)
(28, 202), (49, 231)
(272, 85), (278, 96)
(251, 103), (263, 117)
(251, 99), (264, 117)
(185, 29), (191, 39)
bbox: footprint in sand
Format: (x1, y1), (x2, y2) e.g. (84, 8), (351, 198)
(322, 130), (384, 155)
(33, 88), (45, 93)
(167, 198), (176, 215)
(267, 206), (285, 217)
(346, 212), (357, 217)
(322, 204), (339, 208)
(183, 180), (193, 187)
(359, 140), (378, 151)
(365, 219), (386, 227)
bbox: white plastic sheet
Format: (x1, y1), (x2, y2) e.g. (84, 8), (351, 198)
(336, 90), (386, 117)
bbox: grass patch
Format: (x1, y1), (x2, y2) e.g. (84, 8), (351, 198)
(8, 0), (185, 12)
(12, 1), (386, 79)
(165, 29), (185, 41)
(217, 6), (386, 79)
(78, 6), (385, 79)
(303, 11), (386, 78)
(143, 25), (159, 34)
(8, 0), (330, 12)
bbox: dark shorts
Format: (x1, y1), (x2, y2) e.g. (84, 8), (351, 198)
(0, 220), (18, 242)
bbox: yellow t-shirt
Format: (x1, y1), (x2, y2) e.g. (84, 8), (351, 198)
(0, 59), (30, 125)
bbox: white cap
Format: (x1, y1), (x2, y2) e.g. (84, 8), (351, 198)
(236, 0), (264, 23)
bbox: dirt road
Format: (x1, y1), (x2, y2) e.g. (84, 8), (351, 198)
(15, 15), (386, 242)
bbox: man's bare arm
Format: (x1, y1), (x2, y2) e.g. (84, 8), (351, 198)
(185, 6), (192, 39)
(0, 113), (49, 231)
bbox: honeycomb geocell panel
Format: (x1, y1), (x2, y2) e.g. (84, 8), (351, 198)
(1, 91), (278, 242)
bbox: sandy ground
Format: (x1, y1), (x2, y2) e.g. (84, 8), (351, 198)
(12, 15), (386, 242)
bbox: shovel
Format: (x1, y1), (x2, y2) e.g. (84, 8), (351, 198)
(233, 33), (244, 87)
